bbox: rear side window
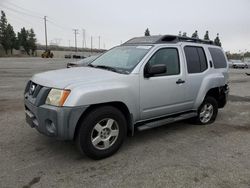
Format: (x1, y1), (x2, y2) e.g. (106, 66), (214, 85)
(208, 48), (227, 68)
(184, 46), (208, 73)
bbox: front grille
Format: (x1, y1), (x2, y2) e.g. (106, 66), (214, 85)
(28, 82), (42, 98)
(24, 81), (51, 106)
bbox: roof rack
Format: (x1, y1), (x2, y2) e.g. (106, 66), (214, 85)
(124, 35), (215, 45)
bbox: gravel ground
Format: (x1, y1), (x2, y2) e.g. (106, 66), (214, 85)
(0, 58), (250, 188)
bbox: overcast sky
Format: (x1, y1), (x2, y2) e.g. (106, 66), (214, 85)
(0, 0), (250, 52)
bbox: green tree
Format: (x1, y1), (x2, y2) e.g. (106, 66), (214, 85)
(0, 10), (8, 53)
(1, 24), (16, 54)
(0, 11), (19, 54)
(0, 10), (7, 40)
(191, 30), (199, 39)
(214, 33), (222, 46)
(204, 31), (210, 40)
(244, 51), (250, 57)
(28, 28), (37, 55)
(145, 28), (150, 36)
(7, 24), (17, 54)
(18, 27), (30, 55)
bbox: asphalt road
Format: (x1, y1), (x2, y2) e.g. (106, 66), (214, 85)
(0, 58), (250, 188)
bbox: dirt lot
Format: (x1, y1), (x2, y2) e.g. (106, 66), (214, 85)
(0, 58), (250, 188)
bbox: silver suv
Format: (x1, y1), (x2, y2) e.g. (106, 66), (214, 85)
(24, 35), (229, 159)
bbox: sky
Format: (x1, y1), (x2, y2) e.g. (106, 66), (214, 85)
(0, 0), (250, 52)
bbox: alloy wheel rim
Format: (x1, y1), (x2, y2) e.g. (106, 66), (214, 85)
(91, 118), (119, 150)
(199, 103), (213, 123)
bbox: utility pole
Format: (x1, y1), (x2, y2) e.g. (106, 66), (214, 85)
(73, 29), (78, 52)
(44, 16), (48, 51)
(68, 40), (70, 47)
(98, 36), (100, 49)
(91, 36), (93, 52)
(82, 29), (86, 49)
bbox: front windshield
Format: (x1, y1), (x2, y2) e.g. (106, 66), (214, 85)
(77, 55), (98, 64)
(91, 45), (152, 73)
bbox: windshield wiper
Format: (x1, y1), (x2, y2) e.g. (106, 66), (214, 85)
(93, 65), (120, 73)
(87, 64), (127, 74)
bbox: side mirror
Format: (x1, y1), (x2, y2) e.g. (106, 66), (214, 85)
(145, 64), (166, 78)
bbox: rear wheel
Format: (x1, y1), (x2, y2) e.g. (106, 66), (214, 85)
(76, 106), (127, 159)
(194, 97), (218, 125)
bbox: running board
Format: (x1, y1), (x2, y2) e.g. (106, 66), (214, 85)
(137, 112), (197, 131)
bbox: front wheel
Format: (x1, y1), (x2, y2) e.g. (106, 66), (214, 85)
(194, 97), (218, 125)
(76, 106), (127, 160)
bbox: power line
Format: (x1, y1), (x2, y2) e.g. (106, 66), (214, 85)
(3, 9), (43, 25)
(2, 2), (73, 32)
(1, 4), (43, 19)
(3, 9), (43, 32)
(3, 1), (44, 17)
(2, 3), (73, 33)
(47, 18), (72, 31)
(1, 4), (107, 49)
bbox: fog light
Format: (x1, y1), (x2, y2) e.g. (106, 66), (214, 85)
(45, 119), (56, 134)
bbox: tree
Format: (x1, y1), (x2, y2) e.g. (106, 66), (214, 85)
(0, 11), (7, 41)
(0, 11), (37, 55)
(244, 51), (250, 57)
(144, 28), (150, 36)
(7, 24), (17, 54)
(28, 28), (37, 55)
(191, 30), (199, 39)
(214, 33), (222, 46)
(0, 11), (19, 54)
(182, 32), (187, 37)
(0, 10), (8, 53)
(18, 27), (30, 55)
(1, 24), (16, 54)
(204, 31), (210, 40)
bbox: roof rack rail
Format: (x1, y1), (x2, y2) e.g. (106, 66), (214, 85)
(124, 35), (215, 45)
(166, 35), (215, 45)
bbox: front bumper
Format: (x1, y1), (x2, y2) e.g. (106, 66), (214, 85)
(24, 98), (88, 140)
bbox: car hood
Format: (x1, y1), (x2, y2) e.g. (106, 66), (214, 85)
(32, 67), (125, 89)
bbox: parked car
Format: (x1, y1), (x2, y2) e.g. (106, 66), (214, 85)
(24, 35), (229, 159)
(67, 55), (101, 68)
(72, 55), (85, 59)
(64, 54), (71, 59)
(64, 54), (85, 59)
(228, 61), (233, 68)
(231, 60), (248, 69)
(245, 61), (250, 69)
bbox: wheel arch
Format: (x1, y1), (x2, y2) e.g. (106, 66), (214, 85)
(204, 86), (227, 108)
(73, 101), (134, 140)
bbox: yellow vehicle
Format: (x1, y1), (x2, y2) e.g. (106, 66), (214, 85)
(41, 50), (54, 58)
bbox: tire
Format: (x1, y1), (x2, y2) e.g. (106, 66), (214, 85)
(193, 96), (218, 125)
(76, 106), (127, 160)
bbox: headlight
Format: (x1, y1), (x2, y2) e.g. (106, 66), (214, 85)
(45, 89), (71, 106)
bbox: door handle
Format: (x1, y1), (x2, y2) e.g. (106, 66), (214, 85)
(176, 79), (185, 84)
